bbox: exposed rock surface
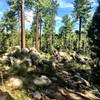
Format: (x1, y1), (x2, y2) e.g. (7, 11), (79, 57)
(0, 47), (100, 100)
(33, 75), (52, 86)
(6, 77), (23, 89)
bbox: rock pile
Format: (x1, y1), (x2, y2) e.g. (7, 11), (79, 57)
(0, 47), (100, 100)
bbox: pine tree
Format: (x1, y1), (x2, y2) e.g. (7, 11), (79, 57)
(43, 0), (58, 51)
(59, 15), (73, 49)
(73, 0), (91, 49)
(88, 1), (100, 84)
(7, 0), (26, 48)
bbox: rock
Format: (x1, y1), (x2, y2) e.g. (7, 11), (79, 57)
(27, 65), (36, 72)
(33, 75), (52, 86)
(29, 47), (40, 56)
(51, 77), (58, 81)
(75, 53), (86, 64)
(53, 50), (61, 61)
(83, 56), (91, 61)
(33, 91), (42, 100)
(21, 48), (29, 54)
(74, 73), (90, 87)
(15, 59), (22, 65)
(0, 58), (7, 64)
(2, 55), (8, 60)
(59, 52), (66, 57)
(30, 52), (40, 65)
(70, 51), (76, 58)
(8, 57), (16, 66)
(29, 47), (37, 52)
(45, 89), (66, 100)
(4, 65), (10, 71)
(91, 88), (100, 95)
(4, 53), (9, 56)
(44, 96), (51, 100)
(62, 71), (69, 76)
(52, 62), (56, 68)
(23, 58), (32, 67)
(0, 90), (14, 100)
(6, 77), (23, 89)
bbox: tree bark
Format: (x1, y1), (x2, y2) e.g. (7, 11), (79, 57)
(35, 9), (39, 50)
(52, 33), (54, 45)
(78, 16), (82, 49)
(21, 0), (26, 48)
(39, 17), (42, 50)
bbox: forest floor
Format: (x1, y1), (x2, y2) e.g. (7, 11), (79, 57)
(0, 46), (100, 100)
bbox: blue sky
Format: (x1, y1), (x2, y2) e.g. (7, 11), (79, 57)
(0, 0), (98, 32)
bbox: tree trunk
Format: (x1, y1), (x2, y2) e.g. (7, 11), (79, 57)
(32, 33), (35, 47)
(18, 10), (20, 46)
(35, 9), (39, 50)
(78, 16), (82, 50)
(21, 0), (26, 49)
(52, 32), (54, 45)
(39, 17), (42, 50)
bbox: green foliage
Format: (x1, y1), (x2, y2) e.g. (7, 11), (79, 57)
(59, 15), (73, 37)
(42, 0), (58, 52)
(73, 0), (91, 48)
(0, 0), (19, 49)
(0, 33), (8, 53)
(73, 0), (91, 24)
(0, 10), (17, 33)
(88, 2), (100, 84)
(26, 30), (32, 48)
(59, 15), (73, 50)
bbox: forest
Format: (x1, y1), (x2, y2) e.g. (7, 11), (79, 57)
(0, 0), (100, 100)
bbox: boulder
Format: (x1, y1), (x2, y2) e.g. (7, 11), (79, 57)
(29, 47), (37, 53)
(27, 65), (36, 72)
(23, 58), (32, 67)
(8, 57), (16, 66)
(75, 53), (86, 64)
(74, 73), (90, 87)
(6, 77), (23, 89)
(21, 48), (29, 54)
(51, 77), (58, 81)
(29, 47), (41, 60)
(59, 52), (66, 57)
(33, 75), (52, 86)
(62, 71), (69, 76)
(33, 91), (42, 100)
(30, 52), (40, 65)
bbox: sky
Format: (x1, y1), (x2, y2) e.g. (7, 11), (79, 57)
(0, 0), (99, 33)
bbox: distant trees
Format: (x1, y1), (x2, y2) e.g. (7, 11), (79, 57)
(73, 0), (91, 49)
(0, 9), (18, 48)
(26, 0), (58, 50)
(59, 15), (73, 49)
(88, 1), (100, 84)
(0, 0), (59, 51)
(0, 0), (92, 55)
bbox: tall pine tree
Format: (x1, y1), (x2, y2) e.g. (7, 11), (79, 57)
(88, 1), (100, 84)
(73, 0), (91, 49)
